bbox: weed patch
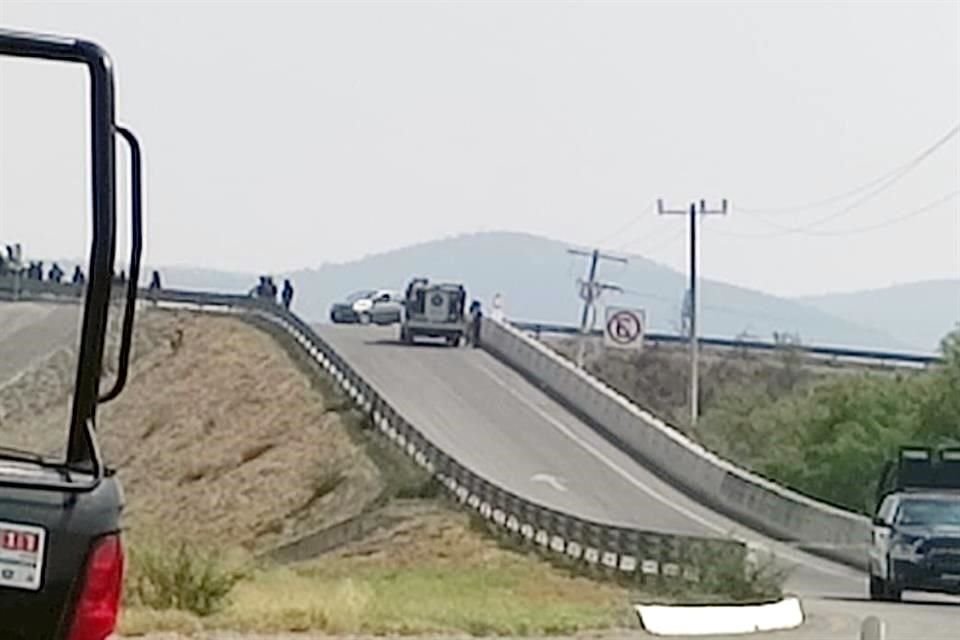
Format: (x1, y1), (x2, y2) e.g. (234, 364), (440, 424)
(125, 538), (250, 616)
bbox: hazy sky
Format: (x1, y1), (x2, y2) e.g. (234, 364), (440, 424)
(1, 0), (957, 297)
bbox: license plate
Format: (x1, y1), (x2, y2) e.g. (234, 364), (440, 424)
(0, 521), (45, 591)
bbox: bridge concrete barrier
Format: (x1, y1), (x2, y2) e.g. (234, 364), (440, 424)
(479, 316), (871, 569)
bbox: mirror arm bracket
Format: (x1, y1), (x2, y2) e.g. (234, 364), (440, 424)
(99, 124), (143, 403)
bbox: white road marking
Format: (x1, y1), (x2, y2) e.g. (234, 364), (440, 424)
(472, 358), (861, 582)
(635, 597), (804, 636)
(531, 473), (567, 492)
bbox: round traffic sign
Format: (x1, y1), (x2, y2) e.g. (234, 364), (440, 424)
(606, 310), (642, 345)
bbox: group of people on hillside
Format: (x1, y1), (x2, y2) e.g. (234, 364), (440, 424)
(251, 275), (295, 309)
(2, 246), (486, 341)
(0, 242), (167, 293)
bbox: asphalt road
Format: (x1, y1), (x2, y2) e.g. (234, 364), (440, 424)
(0, 300), (81, 385)
(2, 305), (953, 637)
(313, 323), (960, 637)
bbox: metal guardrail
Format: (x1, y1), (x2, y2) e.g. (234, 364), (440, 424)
(244, 302), (747, 585)
(0, 277), (748, 586)
(510, 320), (942, 368)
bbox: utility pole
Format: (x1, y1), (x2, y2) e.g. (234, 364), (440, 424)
(567, 248), (626, 368)
(657, 198), (728, 426)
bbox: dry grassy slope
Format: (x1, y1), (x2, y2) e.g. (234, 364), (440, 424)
(0, 305), (397, 552)
(91, 308), (389, 552)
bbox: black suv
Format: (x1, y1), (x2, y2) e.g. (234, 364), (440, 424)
(869, 447), (960, 601)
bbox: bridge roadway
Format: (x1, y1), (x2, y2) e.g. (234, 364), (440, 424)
(314, 323), (959, 638)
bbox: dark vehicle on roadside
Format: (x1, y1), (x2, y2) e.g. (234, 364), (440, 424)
(399, 277), (467, 346)
(329, 288), (403, 325)
(869, 446), (960, 601)
(0, 28), (143, 639)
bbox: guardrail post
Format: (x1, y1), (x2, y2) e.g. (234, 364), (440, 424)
(860, 616), (885, 640)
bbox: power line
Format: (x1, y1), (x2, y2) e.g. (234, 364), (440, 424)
(738, 123), (960, 215)
(615, 220), (684, 254)
(713, 188), (959, 239)
(640, 228), (687, 258)
(592, 198), (658, 249)
(740, 169), (949, 235)
(796, 189), (960, 236)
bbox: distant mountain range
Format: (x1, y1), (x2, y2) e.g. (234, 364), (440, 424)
(139, 231), (957, 353)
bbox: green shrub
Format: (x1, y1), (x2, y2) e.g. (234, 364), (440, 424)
(695, 328), (960, 514)
(125, 540), (249, 616)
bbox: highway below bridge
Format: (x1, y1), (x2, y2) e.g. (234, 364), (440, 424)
(314, 322), (960, 638)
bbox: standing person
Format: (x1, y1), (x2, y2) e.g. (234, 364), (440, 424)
(266, 276), (278, 302)
(281, 279), (294, 310)
(469, 300), (482, 348)
(49, 263), (64, 283)
(8, 246), (22, 278)
(147, 270), (162, 305)
(72, 266), (85, 285)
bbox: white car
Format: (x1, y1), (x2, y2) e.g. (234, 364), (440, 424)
(329, 289), (404, 325)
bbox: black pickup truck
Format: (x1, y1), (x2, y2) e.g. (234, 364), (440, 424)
(0, 28), (143, 639)
(869, 446), (960, 601)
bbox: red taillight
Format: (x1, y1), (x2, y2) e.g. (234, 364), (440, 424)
(67, 534), (125, 640)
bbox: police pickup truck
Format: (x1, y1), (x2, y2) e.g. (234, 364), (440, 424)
(869, 446), (960, 601)
(0, 29), (143, 639)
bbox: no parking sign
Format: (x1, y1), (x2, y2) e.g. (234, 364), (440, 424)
(603, 306), (645, 350)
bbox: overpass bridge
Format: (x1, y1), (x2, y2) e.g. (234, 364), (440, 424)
(1, 280), (957, 638)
